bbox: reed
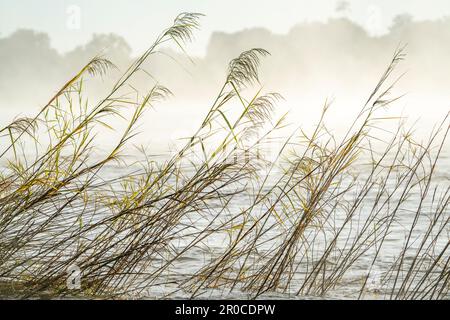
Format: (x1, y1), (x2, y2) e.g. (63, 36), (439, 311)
(0, 13), (448, 300)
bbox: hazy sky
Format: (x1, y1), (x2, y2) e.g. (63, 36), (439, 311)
(1, 0), (450, 55)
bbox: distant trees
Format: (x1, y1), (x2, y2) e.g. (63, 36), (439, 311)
(1, 15), (450, 112)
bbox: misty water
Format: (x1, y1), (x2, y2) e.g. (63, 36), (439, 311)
(92, 149), (449, 300)
(0, 100), (448, 299)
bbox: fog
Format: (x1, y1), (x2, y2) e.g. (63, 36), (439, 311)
(1, 15), (449, 149)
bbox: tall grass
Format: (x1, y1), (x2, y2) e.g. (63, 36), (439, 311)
(0, 13), (448, 300)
